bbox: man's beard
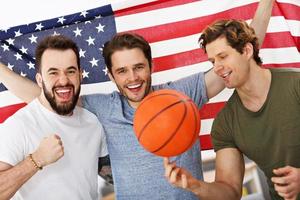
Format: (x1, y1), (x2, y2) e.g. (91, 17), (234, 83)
(42, 82), (80, 116)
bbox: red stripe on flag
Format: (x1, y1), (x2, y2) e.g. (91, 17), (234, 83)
(152, 49), (207, 72)
(262, 33), (300, 49)
(115, 0), (198, 17)
(125, 3), (299, 44)
(263, 63), (300, 69)
(152, 33), (298, 73)
(199, 134), (213, 150)
(127, 3), (260, 43)
(200, 102), (226, 120)
(0, 103), (26, 123)
(275, 3), (300, 20)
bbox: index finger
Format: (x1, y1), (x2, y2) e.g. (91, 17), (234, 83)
(53, 134), (61, 140)
(271, 176), (288, 185)
(163, 157), (170, 168)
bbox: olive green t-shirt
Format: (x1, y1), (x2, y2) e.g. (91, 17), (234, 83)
(211, 69), (300, 199)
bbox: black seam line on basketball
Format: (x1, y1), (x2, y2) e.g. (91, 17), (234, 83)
(186, 100), (199, 150)
(138, 92), (189, 109)
(152, 102), (187, 154)
(137, 100), (184, 141)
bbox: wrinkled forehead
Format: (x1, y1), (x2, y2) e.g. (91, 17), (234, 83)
(40, 49), (79, 72)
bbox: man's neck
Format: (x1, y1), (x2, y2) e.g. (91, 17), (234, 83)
(237, 65), (271, 112)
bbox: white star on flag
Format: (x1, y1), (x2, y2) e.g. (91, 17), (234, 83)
(73, 27), (82, 37)
(20, 72), (27, 77)
(82, 70), (89, 78)
(1, 44), (9, 52)
(80, 11), (88, 18)
(102, 67), (108, 75)
(57, 17), (66, 24)
(20, 46), (28, 54)
(14, 30), (22, 37)
(52, 31), (60, 36)
(79, 49), (86, 58)
(14, 53), (22, 60)
(7, 63), (14, 70)
(96, 23), (105, 33)
(29, 34), (38, 43)
(6, 38), (14, 45)
(89, 57), (99, 67)
(27, 62), (35, 69)
(86, 36), (95, 46)
(35, 23), (44, 31)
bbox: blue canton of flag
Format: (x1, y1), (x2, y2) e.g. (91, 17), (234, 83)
(0, 4), (115, 92)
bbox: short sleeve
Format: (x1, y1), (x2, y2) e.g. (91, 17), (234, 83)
(211, 111), (237, 152)
(81, 94), (101, 115)
(156, 72), (208, 108)
(98, 123), (108, 157)
(0, 118), (26, 165)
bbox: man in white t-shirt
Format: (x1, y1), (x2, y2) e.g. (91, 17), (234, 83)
(0, 35), (108, 200)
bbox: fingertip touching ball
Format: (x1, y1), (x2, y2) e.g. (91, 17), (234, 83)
(133, 89), (201, 157)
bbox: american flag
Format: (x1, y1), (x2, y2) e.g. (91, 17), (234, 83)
(0, 0), (299, 150)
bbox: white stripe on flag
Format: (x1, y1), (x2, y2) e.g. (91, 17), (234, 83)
(260, 47), (300, 64)
(115, 0), (258, 32)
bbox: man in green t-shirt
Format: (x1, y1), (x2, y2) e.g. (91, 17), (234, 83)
(164, 19), (300, 200)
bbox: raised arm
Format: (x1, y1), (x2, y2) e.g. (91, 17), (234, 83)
(0, 134), (64, 199)
(164, 148), (245, 200)
(204, 0), (274, 99)
(250, 0), (275, 48)
(0, 62), (41, 103)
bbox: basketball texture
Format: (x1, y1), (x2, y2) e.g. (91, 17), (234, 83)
(133, 89), (201, 157)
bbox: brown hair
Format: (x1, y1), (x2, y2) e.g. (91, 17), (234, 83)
(103, 33), (152, 74)
(199, 19), (262, 65)
(35, 35), (80, 72)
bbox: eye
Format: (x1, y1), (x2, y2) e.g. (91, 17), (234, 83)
(219, 55), (227, 59)
(136, 65), (144, 70)
(117, 69), (126, 74)
(49, 71), (58, 76)
(67, 70), (76, 74)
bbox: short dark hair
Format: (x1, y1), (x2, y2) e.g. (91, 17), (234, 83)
(199, 19), (262, 65)
(35, 35), (80, 72)
(102, 33), (152, 74)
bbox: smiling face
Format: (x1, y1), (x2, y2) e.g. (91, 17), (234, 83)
(206, 37), (252, 89)
(109, 48), (152, 108)
(36, 48), (81, 115)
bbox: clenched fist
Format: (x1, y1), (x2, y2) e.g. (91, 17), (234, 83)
(31, 134), (64, 167)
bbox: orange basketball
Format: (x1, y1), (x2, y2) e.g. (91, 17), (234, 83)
(133, 89), (201, 157)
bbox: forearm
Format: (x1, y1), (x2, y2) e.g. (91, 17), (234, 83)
(250, 0), (275, 47)
(204, 69), (225, 99)
(0, 157), (38, 200)
(191, 180), (241, 200)
(0, 62), (41, 103)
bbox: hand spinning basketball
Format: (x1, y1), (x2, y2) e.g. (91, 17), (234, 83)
(133, 89), (201, 157)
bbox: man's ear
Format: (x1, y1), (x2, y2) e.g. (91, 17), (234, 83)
(108, 72), (115, 83)
(243, 42), (254, 60)
(35, 73), (43, 88)
(80, 69), (83, 82)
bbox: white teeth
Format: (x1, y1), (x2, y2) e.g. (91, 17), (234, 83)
(222, 72), (231, 78)
(56, 89), (71, 93)
(127, 84), (141, 89)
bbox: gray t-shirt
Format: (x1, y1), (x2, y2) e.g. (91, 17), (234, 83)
(82, 72), (208, 200)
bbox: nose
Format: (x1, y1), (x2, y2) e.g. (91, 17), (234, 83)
(58, 73), (69, 85)
(213, 60), (223, 75)
(128, 70), (138, 81)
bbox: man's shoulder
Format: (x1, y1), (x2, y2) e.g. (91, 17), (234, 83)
(271, 68), (300, 77)
(4, 99), (38, 123)
(81, 91), (121, 105)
